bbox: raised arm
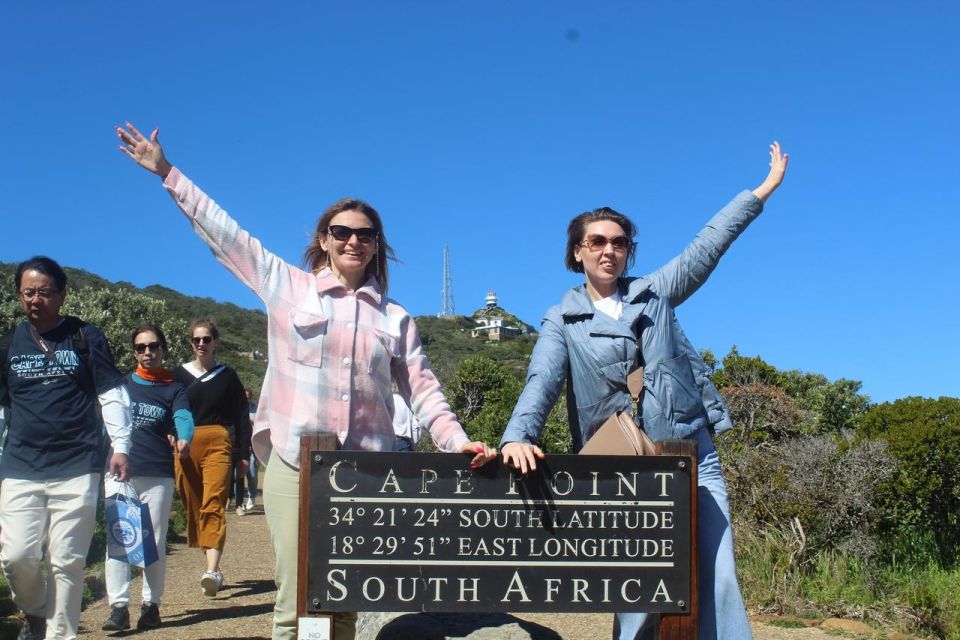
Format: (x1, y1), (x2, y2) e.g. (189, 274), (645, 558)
(116, 122), (293, 303)
(649, 141), (789, 306)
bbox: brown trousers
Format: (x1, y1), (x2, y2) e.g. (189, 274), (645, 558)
(174, 425), (232, 551)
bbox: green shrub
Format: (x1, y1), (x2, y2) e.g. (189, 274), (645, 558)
(857, 397), (960, 566)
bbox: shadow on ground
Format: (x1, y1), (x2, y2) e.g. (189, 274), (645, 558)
(369, 612), (561, 640)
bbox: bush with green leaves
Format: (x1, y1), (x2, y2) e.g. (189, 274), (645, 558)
(857, 396), (960, 566)
(447, 354), (571, 453)
(448, 355), (523, 448)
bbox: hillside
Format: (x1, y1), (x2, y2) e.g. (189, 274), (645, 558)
(0, 262), (538, 392)
(0, 262), (269, 393)
(417, 310), (538, 384)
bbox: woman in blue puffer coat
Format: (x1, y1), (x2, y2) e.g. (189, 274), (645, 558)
(501, 142), (788, 640)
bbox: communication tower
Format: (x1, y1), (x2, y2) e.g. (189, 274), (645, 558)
(439, 245), (456, 317)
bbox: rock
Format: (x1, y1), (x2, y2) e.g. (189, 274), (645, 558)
(357, 612), (562, 640)
(819, 618), (875, 635)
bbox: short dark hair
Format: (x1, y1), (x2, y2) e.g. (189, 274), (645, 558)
(131, 323), (169, 350)
(15, 256), (67, 292)
(564, 207), (638, 274)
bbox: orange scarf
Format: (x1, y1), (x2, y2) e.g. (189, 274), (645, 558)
(136, 365), (174, 383)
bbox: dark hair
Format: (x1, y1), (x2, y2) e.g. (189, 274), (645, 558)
(564, 207), (638, 274)
(15, 256), (67, 292)
(302, 198), (397, 295)
(131, 323), (169, 350)
(189, 318), (220, 340)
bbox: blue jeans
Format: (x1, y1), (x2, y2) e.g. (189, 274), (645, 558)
(246, 452), (258, 502)
(613, 428), (752, 640)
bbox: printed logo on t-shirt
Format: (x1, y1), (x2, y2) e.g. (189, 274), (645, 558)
(132, 401), (168, 429)
(10, 350), (80, 380)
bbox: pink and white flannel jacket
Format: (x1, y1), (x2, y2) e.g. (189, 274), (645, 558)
(163, 168), (471, 467)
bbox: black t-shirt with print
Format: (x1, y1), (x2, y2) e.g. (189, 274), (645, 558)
(0, 317), (123, 480)
(124, 373), (191, 478)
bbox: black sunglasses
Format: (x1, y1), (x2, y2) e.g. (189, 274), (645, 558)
(327, 225), (378, 244)
(133, 341), (163, 354)
(191, 336), (214, 346)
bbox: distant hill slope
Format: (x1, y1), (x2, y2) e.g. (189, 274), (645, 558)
(417, 308), (538, 384)
(0, 262), (539, 392)
(0, 262), (269, 393)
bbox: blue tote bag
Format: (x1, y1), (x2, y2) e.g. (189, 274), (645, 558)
(105, 481), (160, 568)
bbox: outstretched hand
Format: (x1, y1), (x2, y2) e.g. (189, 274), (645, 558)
(460, 441), (498, 469)
(116, 122), (173, 179)
(751, 141), (789, 203)
(501, 441), (545, 475)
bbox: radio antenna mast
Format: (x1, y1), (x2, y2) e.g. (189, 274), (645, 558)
(439, 245), (456, 317)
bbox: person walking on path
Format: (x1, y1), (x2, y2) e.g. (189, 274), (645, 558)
(171, 318), (251, 599)
(116, 121), (497, 640)
(501, 143), (789, 640)
(101, 324), (195, 633)
(0, 256), (133, 640)
(233, 388), (258, 515)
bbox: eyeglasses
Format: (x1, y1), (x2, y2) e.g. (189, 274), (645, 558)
(580, 234), (633, 253)
(19, 288), (58, 300)
(191, 336), (214, 346)
(327, 225), (378, 244)
(133, 341), (162, 354)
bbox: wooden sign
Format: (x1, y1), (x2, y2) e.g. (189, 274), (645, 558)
(302, 451), (694, 615)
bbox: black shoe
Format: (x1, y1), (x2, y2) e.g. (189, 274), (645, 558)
(137, 602), (162, 630)
(17, 615), (45, 640)
(101, 604), (130, 631)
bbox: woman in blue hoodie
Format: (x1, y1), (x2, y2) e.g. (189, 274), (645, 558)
(501, 142), (788, 640)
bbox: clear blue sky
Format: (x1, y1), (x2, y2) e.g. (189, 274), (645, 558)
(2, 2), (957, 404)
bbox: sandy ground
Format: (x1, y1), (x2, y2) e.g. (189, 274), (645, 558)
(70, 507), (876, 639)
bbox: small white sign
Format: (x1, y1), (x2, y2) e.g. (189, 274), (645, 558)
(298, 616), (332, 640)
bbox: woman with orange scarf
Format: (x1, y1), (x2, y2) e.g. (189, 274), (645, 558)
(101, 324), (194, 632)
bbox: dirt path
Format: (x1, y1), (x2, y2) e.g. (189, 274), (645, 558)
(74, 509), (865, 639)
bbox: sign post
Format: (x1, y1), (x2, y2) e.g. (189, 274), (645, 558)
(297, 433), (339, 640)
(298, 437), (698, 639)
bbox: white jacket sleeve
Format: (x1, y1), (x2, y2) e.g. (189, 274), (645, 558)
(99, 385), (133, 455)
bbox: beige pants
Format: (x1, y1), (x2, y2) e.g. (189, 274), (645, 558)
(0, 473), (99, 640)
(174, 425), (232, 550)
(264, 449), (357, 640)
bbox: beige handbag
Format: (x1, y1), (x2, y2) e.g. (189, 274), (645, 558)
(579, 365), (657, 456)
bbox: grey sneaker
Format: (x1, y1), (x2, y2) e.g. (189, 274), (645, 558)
(201, 570), (223, 597)
(17, 615), (45, 640)
(101, 604), (130, 631)
(137, 602), (161, 630)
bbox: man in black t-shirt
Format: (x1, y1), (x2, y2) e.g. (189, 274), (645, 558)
(0, 256), (133, 640)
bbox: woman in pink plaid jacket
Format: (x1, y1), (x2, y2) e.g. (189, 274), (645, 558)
(117, 122), (497, 640)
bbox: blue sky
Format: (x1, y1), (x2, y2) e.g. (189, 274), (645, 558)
(2, 2), (957, 404)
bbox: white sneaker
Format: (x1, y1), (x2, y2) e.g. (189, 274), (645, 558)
(201, 570), (223, 597)
(244, 498), (255, 510)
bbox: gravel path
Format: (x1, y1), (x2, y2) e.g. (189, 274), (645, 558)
(72, 508), (864, 639)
